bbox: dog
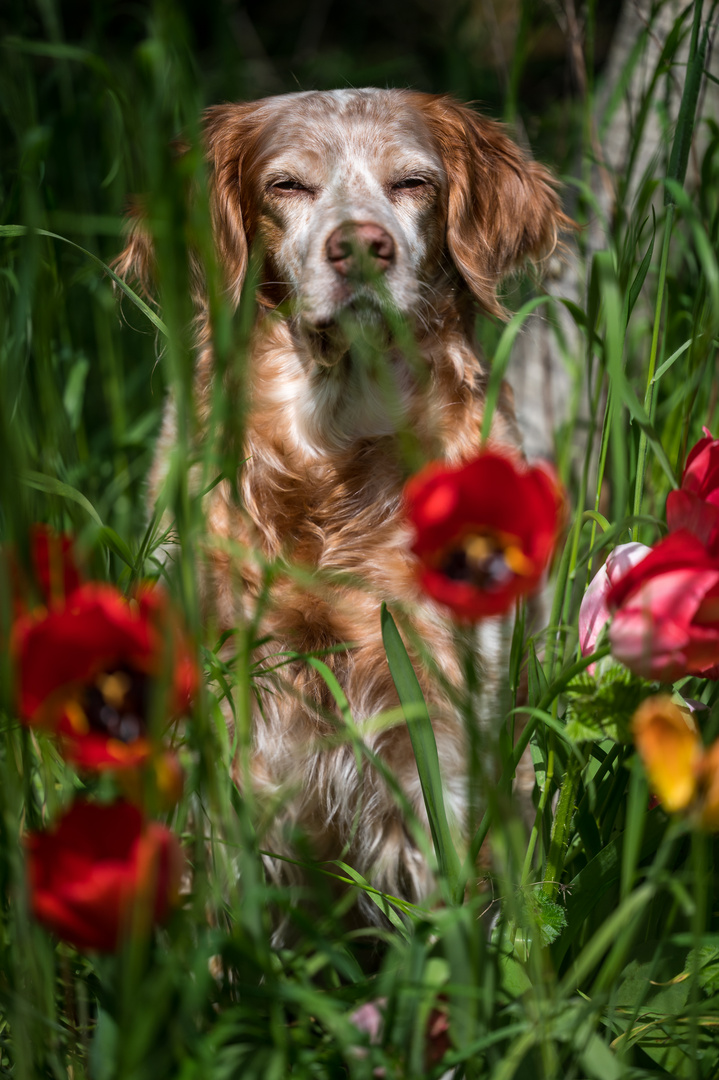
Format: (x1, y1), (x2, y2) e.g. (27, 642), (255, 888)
(115, 88), (566, 931)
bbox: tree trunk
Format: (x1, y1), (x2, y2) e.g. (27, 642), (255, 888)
(507, 0), (718, 465)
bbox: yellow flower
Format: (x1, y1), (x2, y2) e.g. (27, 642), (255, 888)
(632, 695), (719, 829)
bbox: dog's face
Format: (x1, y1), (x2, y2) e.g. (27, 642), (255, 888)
(117, 88), (565, 347)
(239, 89), (448, 331)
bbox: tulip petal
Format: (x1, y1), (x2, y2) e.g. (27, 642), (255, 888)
(666, 490), (719, 546)
(579, 543), (651, 659)
(26, 800), (184, 953)
(608, 563), (719, 680)
(698, 741), (719, 830)
(633, 696), (700, 813)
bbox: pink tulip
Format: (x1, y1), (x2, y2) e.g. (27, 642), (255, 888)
(579, 542), (652, 662)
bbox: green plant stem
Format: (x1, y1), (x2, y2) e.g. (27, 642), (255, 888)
(632, 204), (674, 536)
(520, 741), (554, 885)
(542, 756), (582, 900)
(465, 646), (610, 870)
(689, 829), (709, 1078)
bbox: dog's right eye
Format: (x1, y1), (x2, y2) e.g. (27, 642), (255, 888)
(392, 177), (428, 191)
(271, 179), (311, 193)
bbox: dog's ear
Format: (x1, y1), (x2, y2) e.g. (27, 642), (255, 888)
(418, 95), (568, 317)
(202, 102), (265, 307)
(112, 199), (158, 301)
(113, 103), (263, 308)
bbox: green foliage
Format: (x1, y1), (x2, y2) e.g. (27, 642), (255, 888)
(381, 604), (463, 901)
(564, 667), (654, 744)
(2, 0), (719, 1077)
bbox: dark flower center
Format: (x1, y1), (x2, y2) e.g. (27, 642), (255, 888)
(439, 531), (533, 591)
(66, 666), (150, 744)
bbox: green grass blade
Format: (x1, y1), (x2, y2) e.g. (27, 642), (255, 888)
(380, 603), (461, 901)
(21, 470), (104, 526)
(0, 225), (168, 337)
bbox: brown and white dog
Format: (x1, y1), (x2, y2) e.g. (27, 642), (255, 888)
(115, 88), (566, 930)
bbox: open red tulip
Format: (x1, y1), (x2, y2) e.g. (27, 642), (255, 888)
(405, 451), (562, 620)
(13, 582), (197, 772)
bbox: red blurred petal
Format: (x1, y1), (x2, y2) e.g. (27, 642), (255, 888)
(25, 800), (183, 952)
(666, 490), (719, 547)
(14, 584), (155, 722)
(30, 525), (83, 605)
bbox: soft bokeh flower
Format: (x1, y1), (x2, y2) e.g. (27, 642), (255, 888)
(578, 542), (652, 663)
(405, 452), (562, 620)
(13, 582), (197, 773)
(666, 429), (719, 547)
(633, 695), (719, 829)
(349, 996), (450, 1073)
(26, 799), (184, 952)
(7, 525), (82, 615)
(606, 530), (719, 681)
(28, 524), (83, 605)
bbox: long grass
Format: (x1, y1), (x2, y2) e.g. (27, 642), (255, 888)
(2, 1), (719, 1077)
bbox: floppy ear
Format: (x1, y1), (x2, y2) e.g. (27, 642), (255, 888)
(113, 102), (262, 309)
(418, 95), (568, 317)
(112, 199), (158, 301)
(201, 102), (263, 307)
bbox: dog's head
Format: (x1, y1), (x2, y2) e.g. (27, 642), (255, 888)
(116, 88), (565, 337)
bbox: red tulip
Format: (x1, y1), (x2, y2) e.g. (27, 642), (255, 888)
(607, 530), (719, 681)
(405, 452), (562, 620)
(13, 582), (197, 772)
(30, 525), (83, 603)
(26, 800), (184, 952)
(7, 525), (82, 615)
(666, 430), (719, 547)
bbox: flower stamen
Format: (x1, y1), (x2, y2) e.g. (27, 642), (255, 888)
(81, 666), (149, 744)
(440, 530), (533, 590)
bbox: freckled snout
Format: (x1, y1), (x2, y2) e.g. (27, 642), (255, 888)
(325, 222), (395, 277)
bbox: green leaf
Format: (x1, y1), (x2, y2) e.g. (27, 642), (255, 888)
(481, 294), (554, 442)
(626, 212), (656, 321)
(21, 470), (104, 526)
(62, 355), (90, 431)
(563, 667), (653, 744)
(689, 943), (719, 996)
(380, 604), (461, 901)
(606, 941), (719, 1078)
(497, 947), (532, 1001)
(0, 225), (168, 337)
(650, 337), (692, 384)
(556, 815), (666, 965)
(524, 889), (568, 947)
(665, 7), (709, 196)
(98, 526), (135, 569)
(578, 1030), (623, 1080)
(526, 639), (549, 707)
(89, 1008), (119, 1080)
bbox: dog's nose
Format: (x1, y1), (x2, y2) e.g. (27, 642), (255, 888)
(325, 222), (395, 277)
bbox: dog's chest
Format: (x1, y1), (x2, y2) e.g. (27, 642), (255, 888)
(240, 439), (418, 651)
